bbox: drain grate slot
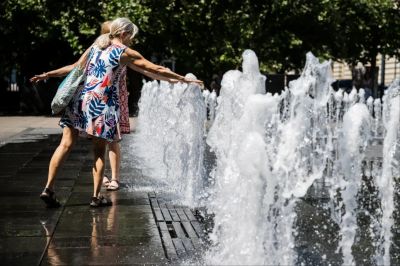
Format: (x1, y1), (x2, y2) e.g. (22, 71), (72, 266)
(149, 192), (206, 261)
(167, 222), (177, 238)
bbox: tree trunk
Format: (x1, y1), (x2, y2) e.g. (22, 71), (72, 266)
(370, 54), (378, 98)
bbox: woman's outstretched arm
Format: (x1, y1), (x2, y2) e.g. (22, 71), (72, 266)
(127, 63), (179, 83)
(121, 48), (203, 86)
(30, 47), (91, 83)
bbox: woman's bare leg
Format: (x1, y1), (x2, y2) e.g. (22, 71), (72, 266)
(108, 141), (121, 183)
(92, 138), (107, 197)
(46, 127), (78, 190)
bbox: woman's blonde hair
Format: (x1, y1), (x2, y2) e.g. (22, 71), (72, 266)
(100, 20), (112, 35)
(95, 17), (139, 49)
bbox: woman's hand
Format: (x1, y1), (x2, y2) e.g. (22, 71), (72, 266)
(30, 73), (48, 83)
(169, 79), (180, 84)
(183, 77), (204, 88)
(158, 67), (204, 87)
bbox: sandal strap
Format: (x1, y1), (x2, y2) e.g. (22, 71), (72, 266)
(99, 196), (111, 204)
(90, 196), (112, 207)
(42, 188), (54, 197)
(40, 188), (61, 208)
(107, 180), (119, 189)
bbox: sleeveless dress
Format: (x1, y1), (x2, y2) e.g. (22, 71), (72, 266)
(60, 43), (127, 142)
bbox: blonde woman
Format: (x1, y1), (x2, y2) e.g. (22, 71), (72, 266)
(31, 17), (202, 207)
(32, 21), (153, 192)
(100, 21), (182, 191)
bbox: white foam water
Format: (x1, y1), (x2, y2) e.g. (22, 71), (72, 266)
(131, 75), (206, 206)
(337, 103), (371, 265)
(128, 49), (399, 265)
(375, 79), (400, 265)
(205, 51), (336, 265)
(204, 50), (399, 265)
(205, 50), (276, 264)
(203, 89), (217, 126)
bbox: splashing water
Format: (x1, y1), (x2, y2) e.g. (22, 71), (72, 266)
(128, 49), (399, 265)
(204, 50), (399, 265)
(206, 51), (336, 264)
(131, 75), (206, 206)
(203, 89), (218, 126)
(337, 103), (371, 265)
(375, 79), (400, 265)
(206, 50), (276, 265)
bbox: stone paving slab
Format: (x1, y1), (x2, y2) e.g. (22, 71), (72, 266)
(0, 130), (90, 265)
(0, 237), (48, 266)
(0, 116), (137, 146)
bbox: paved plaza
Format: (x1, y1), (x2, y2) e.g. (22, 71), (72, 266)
(0, 116), (204, 265)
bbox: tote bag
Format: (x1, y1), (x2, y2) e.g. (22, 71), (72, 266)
(51, 48), (92, 114)
(51, 67), (85, 114)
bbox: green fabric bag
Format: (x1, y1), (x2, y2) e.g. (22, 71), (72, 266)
(51, 66), (85, 114)
(50, 47), (92, 114)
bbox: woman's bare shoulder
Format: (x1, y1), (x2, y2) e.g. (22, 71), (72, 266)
(123, 47), (143, 59)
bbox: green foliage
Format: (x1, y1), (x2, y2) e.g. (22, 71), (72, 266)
(0, 0), (399, 85)
(324, 0), (400, 63)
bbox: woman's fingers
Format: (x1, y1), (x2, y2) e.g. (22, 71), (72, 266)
(185, 79), (205, 89)
(30, 74), (46, 83)
(30, 76), (40, 83)
(183, 77), (203, 83)
(190, 79), (204, 85)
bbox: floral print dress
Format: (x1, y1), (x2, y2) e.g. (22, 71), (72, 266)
(118, 66), (131, 134)
(60, 43), (127, 142)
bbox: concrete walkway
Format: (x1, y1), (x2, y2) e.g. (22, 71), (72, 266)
(0, 116), (137, 145)
(0, 117), (204, 265)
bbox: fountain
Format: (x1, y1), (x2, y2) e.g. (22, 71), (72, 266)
(130, 74), (208, 206)
(205, 50), (399, 265)
(130, 49), (400, 265)
(375, 80), (400, 265)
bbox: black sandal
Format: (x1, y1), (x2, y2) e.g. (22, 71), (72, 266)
(90, 196), (112, 207)
(40, 188), (61, 208)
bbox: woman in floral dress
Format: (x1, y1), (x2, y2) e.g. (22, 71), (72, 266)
(31, 17), (202, 207)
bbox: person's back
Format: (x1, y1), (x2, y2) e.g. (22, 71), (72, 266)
(64, 43), (127, 141)
(85, 43), (126, 96)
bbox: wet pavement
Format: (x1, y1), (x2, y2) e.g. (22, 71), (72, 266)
(0, 123), (204, 266)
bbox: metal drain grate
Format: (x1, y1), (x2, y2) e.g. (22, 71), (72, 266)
(149, 192), (205, 261)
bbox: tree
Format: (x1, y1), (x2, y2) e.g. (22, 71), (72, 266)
(1, 0), (399, 97)
(327, 0), (400, 95)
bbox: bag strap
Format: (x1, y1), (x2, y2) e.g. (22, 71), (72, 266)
(76, 45), (93, 71)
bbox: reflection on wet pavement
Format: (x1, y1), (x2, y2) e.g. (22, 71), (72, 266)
(0, 130), (168, 265)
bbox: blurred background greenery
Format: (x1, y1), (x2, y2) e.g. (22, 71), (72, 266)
(0, 0), (399, 114)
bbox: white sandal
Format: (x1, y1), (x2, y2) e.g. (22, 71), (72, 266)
(107, 179), (120, 191)
(102, 175), (110, 187)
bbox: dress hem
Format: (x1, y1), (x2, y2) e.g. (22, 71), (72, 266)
(59, 121), (122, 143)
